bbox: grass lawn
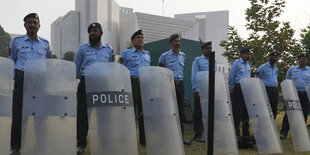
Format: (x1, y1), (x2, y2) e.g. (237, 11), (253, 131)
(83, 103), (310, 155)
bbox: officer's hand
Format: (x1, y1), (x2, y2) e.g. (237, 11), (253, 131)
(194, 92), (200, 97)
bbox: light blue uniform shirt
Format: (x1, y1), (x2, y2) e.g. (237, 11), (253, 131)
(8, 34), (51, 71)
(121, 47), (151, 79)
(255, 62), (278, 87)
(228, 58), (251, 88)
(158, 49), (186, 81)
(286, 65), (310, 92)
(191, 55), (217, 92)
(74, 42), (114, 78)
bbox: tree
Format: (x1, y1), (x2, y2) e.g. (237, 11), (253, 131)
(220, 0), (301, 82)
(300, 25), (310, 54)
(63, 51), (75, 62)
(0, 25), (11, 57)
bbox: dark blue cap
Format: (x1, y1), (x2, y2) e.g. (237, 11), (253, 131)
(88, 22), (102, 33)
(240, 47), (251, 54)
(131, 30), (143, 40)
(169, 33), (180, 43)
(298, 53), (308, 59)
(201, 41), (212, 48)
(23, 13), (39, 22)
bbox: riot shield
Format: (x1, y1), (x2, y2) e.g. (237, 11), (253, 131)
(85, 62), (138, 155)
(0, 57), (14, 154)
(21, 59), (77, 155)
(281, 80), (310, 151)
(139, 66), (185, 155)
(240, 78), (283, 154)
(197, 71), (238, 155)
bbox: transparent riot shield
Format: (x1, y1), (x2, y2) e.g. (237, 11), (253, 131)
(281, 80), (310, 152)
(197, 71), (238, 155)
(0, 57), (14, 154)
(21, 59), (77, 155)
(85, 62), (138, 155)
(139, 66), (185, 155)
(240, 78), (283, 154)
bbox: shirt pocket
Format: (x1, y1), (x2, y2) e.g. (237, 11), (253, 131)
(128, 56), (139, 67)
(18, 47), (31, 59)
(98, 52), (110, 62)
(143, 55), (151, 66)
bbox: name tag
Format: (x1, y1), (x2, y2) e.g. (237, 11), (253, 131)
(284, 100), (302, 111)
(87, 91), (133, 107)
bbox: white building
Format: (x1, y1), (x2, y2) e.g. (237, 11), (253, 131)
(51, 0), (229, 72)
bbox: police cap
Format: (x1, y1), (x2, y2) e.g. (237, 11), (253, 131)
(169, 33), (180, 43)
(131, 30), (143, 40)
(23, 13), (39, 22)
(240, 47), (251, 54)
(268, 51), (278, 57)
(88, 22), (102, 33)
(298, 53), (308, 59)
(201, 41), (212, 48)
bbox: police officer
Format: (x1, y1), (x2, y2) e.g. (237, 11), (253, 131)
(228, 47), (251, 137)
(158, 34), (190, 145)
(8, 13), (51, 154)
(279, 53), (310, 139)
(120, 30), (150, 145)
(255, 52), (279, 119)
(74, 22), (114, 153)
(191, 41), (217, 143)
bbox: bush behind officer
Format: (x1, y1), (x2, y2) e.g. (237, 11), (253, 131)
(8, 13), (51, 155)
(255, 52), (279, 119)
(120, 30), (150, 145)
(228, 47), (251, 138)
(74, 22), (114, 154)
(279, 53), (310, 139)
(158, 34), (190, 145)
(191, 41), (217, 143)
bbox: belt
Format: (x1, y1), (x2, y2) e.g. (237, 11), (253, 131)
(175, 80), (183, 85)
(131, 77), (139, 82)
(15, 70), (24, 76)
(235, 83), (240, 87)
(298, 91), (307, 95)
(266, 87), (277, 91)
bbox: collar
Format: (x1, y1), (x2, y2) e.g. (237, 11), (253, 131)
(297, 65), (309, 70)
(131, 47), (145, 53)
(168, 49), (180, 55)
(201, 54), (209, 60)
(87, 42), (105, 48)
(24, 34), (40, 42)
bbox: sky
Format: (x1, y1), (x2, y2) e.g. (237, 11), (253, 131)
(0, 0), (309, 42)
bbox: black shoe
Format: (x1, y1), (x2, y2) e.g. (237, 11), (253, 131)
(10, 148), (20, 155)
(183, 138), (190, 145)
(77, 146), (85, 154)
(195, 136), (205, 143)
(280, 134), (287, 140)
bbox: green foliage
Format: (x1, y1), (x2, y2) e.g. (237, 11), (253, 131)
(301, 25), (310, 54)
(0, 25), (11, 57)
(63, 51), (75, 62)
(220, 0), (301, 82)
(51, 54), (58, 59)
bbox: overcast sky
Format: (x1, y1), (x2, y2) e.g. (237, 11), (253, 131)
(0, 0), (309, 42)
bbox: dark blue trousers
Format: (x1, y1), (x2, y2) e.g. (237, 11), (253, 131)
(175, 81), (185, 134)
(231, 85), (249, 136)
(280, 91), (309, 136)
(131, 77), (146, 145)
(193, 93), (203, 136)
(11, 73), (24, 149)
(77, 77), (89, 148)
(266, 87), (279, 119)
